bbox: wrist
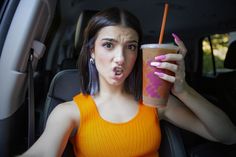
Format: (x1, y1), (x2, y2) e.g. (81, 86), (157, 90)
(173, 82), (192, 99)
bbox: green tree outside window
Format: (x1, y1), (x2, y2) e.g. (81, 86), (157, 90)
(202, 34), (229, 75)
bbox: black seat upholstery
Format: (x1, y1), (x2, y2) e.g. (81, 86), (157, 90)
(42, 69), (81, 125)
(160, 120), (187, 157)
(216, 40), (236, 124)
(42, 69), (80, 157)
(190, 142), (236, 157)
(189, 41), (236, 157)
(60, 10), (98, 70)
(224, 41), (236, 69)
(42, 8), (187, 157)
(74, 10), (98, 53)
(42, 69), (187, 157)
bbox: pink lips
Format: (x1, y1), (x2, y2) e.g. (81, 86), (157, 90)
(112, 66), (124, 80)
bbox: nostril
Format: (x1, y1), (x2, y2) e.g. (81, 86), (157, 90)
(117, 60), (124, 65)
(114, 57), (125, 65)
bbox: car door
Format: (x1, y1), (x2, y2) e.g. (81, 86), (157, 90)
(0, 0), (57, 156)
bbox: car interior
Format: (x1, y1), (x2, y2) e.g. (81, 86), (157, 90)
(0, 0), (236, 157)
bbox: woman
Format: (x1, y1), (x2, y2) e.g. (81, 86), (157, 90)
(20, 7), (236, 157)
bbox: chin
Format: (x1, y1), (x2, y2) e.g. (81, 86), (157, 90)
(108, 77), (126, 86)
(109, 80), (124, 86)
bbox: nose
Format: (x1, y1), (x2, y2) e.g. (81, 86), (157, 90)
(114, 49), (125, 65)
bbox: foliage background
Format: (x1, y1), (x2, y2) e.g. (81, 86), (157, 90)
(202, 34), (229, 75)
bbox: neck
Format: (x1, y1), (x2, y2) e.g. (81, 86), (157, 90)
(94, 84), (134, 106)
(97, 80), (126, 98)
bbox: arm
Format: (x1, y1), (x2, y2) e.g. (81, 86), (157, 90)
(155, 33), (236, 145)
(19, 101), (79, 157)
(159, 94), (219, 142)
(173, 83), (236, 145)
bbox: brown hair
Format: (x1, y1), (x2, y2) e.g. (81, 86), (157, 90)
(78, 7), (142, 100)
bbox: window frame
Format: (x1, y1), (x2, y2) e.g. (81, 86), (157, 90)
(201, 32), (233, 77)
(0, 0), (20, 57)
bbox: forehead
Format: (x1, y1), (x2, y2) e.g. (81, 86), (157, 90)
(96, 26), (139, 41)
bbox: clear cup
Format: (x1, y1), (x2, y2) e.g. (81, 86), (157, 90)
(141, 44), (179, 107)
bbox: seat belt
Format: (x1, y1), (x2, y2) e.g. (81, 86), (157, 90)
(27, 40), (45, 148)
(27, 49), (35, 148)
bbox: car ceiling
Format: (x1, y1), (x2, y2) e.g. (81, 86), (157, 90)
(58, 0), (236, 39)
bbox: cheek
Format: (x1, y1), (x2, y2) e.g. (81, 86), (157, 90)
(95, 53), (111, 70)
(127, 54), (137, 69)
(97, 53), (111, 63)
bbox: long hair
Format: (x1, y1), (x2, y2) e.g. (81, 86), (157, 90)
(77, 7), (143, 100)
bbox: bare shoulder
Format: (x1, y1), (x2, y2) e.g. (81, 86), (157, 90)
(48, 101), (80, 127)
(56, 101), (79, 115)
(19, 101), (81, 157)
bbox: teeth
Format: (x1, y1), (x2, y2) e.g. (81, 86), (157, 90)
(115, 71), (122, 75)
(114, 67), (123, 75)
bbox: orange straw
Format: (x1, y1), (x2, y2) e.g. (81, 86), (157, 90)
(158, 3), (169, 44)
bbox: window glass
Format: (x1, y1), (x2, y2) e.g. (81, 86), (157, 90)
(0, 0), (8, 22)
(202, 32), (236, 76)
(0, 0), (5, 9)
(0, 0), (19, 58)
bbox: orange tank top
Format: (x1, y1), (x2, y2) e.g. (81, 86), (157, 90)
(72, 93), (161, 157)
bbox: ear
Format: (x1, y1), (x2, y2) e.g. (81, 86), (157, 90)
(91, 48), (95, 59)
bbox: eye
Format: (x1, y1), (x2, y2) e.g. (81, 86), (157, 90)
(127, 44), (137, 51)
(102, 42), (113, 49)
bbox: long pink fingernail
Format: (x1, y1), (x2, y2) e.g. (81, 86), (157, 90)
(154, 72), (164, 77)
(172, 33), (181, 42)
(155, 55), (166, 61)
(150, 62), (161, 67)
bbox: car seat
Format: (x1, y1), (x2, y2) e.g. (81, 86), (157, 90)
(189, 41), (236, 157)
(224, 41), (236, 69)
(59, 10), (98, 70)
(42, 69), (187, 157)
(216, 40), (236, 125)
(41, 9), (187, 157)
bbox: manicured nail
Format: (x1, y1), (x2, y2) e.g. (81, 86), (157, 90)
(155, 55), (166, 61)
(154, 72), (164, 77)
(172, 33), (181, 42)
(150, 62), (161, 67)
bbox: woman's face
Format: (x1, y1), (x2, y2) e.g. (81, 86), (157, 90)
(91, 25), (139, 87)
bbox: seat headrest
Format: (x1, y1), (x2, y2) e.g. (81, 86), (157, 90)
(74, 10), (98, 53)
(48, 69), (81, 101)
(224, 40), (236, 69)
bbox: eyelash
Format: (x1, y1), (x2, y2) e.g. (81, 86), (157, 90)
(102, 42), (137, 52)
(127, 44), (137, 51)
(102, 42), (113, 49)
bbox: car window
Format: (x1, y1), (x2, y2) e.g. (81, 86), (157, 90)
(202, 31), (236, 76)
(0, 0), (8, 57)
(0, 0), (19, 58)
(0, 0), (8, 18)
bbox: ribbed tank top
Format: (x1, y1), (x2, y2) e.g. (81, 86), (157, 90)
(72, 93), (161, 157)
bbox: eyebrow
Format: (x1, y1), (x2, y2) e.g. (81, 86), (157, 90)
(101, 38), (138, 44)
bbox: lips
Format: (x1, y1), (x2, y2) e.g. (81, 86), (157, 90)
(114, 67), (124, 75)
(113, 67), (124, 76)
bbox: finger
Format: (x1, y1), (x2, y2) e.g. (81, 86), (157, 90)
(155, 53), (183, 62)
(154, 72), (175, 83)
(175, 74), (185, 84)
(172, 33), (187, 56)
(150, 61), (178, 73)
(176, 60), (185, 70)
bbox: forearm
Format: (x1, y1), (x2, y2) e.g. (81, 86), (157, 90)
(175, 82), (236, 144)
(18, 133), (59, 157)
(18, 103), (77, 157)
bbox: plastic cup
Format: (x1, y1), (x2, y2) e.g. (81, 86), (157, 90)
(141, 44), (179, 107)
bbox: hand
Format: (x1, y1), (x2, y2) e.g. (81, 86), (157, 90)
(171, 33), (187, 95)
(150, 33), (187, 95)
